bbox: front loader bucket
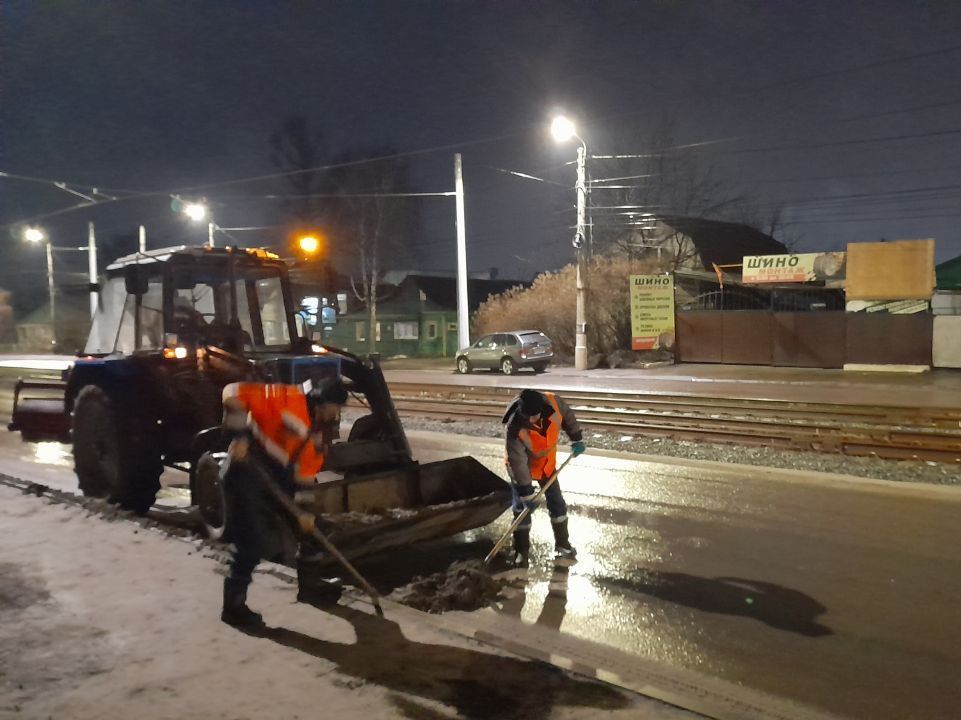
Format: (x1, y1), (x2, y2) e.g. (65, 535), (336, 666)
(295, 455), (512, 563)
(8, 378), (70, 442)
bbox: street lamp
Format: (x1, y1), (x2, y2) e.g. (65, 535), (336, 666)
(182, 202), (207, 222)
(551, 114), (590, 371)
(298, 234), (321, 256)
(21, 224), (101, 347)
(23, 227), (46, 244)
(22, 227), (56, 349)
(174, 197), (215, 247)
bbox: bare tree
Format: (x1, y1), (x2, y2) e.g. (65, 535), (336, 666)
(269, 118), (417, 354)
(268, 115), (328, 223)
(589, 114), (751, 269)
(321, 149), (417, 355)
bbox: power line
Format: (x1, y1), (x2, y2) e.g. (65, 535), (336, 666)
(259, 191), (455, 199)
(729, 127), (961, 155)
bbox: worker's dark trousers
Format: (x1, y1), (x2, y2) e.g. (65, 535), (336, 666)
(510, 479), (568, 553)
(223, 451), (294, 591)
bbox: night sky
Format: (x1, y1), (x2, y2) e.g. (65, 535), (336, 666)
(3, 1), (961, 313)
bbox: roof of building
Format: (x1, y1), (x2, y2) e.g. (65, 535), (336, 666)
(402, 274), (526, 313)
(936, 254), (961, 290)
(659, 216), (788, 269)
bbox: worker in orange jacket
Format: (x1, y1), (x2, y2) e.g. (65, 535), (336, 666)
(219, 377), (348, 627)
(503, 389), (586, 567)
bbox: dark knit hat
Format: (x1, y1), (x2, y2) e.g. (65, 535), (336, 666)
(519, 389), (545, 416)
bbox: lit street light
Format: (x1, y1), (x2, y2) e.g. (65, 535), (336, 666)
(550, 116), (577, 143)
(551, 114), (590, 371)
(182, 202), (208, 222)
(173, 196), (215, 247)
(298, 234), (320, 255)
(23, 227), (46, 244)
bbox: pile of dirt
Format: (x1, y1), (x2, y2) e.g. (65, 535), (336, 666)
(394, 560), (505, 614)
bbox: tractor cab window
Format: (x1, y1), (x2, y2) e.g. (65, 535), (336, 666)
(167, 263), (291, 353)
(172, 284), (216, 335)
(86, 273), (165, 355)
(232, 266), (291, 351)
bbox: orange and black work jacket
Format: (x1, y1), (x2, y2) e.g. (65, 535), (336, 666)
(505, 392), (582, 486)
(222, 382), (326, 484)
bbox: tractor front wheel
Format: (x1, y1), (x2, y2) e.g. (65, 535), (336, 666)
(72, 385), (161, 515)
(192, 449), (231, 541)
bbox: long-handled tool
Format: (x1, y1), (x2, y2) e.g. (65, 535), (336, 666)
(265, 483), (385, 617)
(484, 453), (575, 565)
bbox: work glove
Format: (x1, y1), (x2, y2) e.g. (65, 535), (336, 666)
(571, 440), (587, 457)
(297, 511), (317, 535)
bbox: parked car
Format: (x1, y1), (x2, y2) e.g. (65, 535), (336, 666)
(455, 330), (553, 375)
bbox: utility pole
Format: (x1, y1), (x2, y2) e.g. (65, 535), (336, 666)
(207, 222), (215, 248)
(454, 154), (470, 351)
(139, 224), (147, 253)
(87, 222), (98, 318)
(574, 143), (589, 371)
(45, 241), (55, 349)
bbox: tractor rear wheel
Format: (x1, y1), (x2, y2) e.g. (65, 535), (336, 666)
(192, 449), (231, 541)
(72, 385), (161, 515)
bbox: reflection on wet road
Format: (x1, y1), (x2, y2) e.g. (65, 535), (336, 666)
(407, 431), (961, 720)
(4, 426), (961, 719)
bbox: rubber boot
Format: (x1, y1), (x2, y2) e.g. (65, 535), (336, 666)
(510, 528), (531, 569)
(296, 558), (343, 608)
(552, 519), (577, 559)
(221, 577), (264, 627)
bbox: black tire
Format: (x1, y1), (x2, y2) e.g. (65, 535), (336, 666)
(500, 357), (516, 375)
(455, 356), (471, 374)
(348, 413), (384, 442)
(532, 362), (548, 374)
(72, 385), (161, 515)
(192, 450), (231, 541)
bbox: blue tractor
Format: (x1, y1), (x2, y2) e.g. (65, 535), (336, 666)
(10, 245), (509, 556)
(9, 246), (443, 535)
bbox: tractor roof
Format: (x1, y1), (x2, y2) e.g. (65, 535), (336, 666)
(106, 245), (280, 271)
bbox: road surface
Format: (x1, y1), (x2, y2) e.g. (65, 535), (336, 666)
(2, 427), (960, 719)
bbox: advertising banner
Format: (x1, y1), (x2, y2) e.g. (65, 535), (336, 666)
(742, 252), (846, 284)
(630, 275), (675, 351)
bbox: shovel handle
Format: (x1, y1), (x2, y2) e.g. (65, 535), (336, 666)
(484, 453), (576, 565)
(265, 483), (385, 617)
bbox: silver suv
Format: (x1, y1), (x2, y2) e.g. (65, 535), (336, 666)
(455, 330), (554, 375)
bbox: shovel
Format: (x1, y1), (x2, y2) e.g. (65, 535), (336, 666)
(264, 482), (385, 617)
(484, 453), (576, 565)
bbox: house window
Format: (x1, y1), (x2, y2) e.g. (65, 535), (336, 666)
(447, 322), (457, 332)
(425, 321), (438, 340)
(355, 322), (365, 341)
(394, 321), (418, 340)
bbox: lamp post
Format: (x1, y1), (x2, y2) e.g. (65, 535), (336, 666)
(551, 115), (590, 371)
(23, 227), (56, 348)
(23, 223), (101, 334)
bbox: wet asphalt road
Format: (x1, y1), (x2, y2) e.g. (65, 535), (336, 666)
(403, 432), (961, 720)
(4, 424), (961, 719)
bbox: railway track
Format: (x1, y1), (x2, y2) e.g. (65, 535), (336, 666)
(383, 382), (961, 463)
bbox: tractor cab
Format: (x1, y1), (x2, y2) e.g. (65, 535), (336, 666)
(87, 246), (301, 360)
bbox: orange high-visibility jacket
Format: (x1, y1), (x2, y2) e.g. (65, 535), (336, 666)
(505, 391), (581, 484)
(222, 382), (325, 483)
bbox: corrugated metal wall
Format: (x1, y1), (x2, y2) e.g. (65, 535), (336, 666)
(677, 311), (931, 367)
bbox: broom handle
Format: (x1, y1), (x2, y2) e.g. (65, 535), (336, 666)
(484, 454), (575, 565)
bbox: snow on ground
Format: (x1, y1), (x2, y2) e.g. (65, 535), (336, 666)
(0, 483), (693, 720)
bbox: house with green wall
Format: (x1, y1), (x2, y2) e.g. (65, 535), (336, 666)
(295, 273), (525, 358)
